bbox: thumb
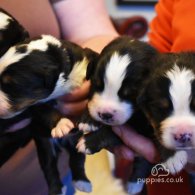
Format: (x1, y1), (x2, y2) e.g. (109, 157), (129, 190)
(112, 125), (160, 163)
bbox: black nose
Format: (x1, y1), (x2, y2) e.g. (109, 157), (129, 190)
(98, 112), (113, 121)
(174, 133), (192, 144)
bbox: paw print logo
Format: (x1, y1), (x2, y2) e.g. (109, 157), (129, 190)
(151, 164), (170, 177)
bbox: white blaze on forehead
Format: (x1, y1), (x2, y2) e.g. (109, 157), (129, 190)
(166, 64), (195, 115)
(0, 12), (12, 30)
(0, 35), (62, 75)
(0, 46), (30, 74)
(104, 52), (131, 98)
(27, 35), (61, 51)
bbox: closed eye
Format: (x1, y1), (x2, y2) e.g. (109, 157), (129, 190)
(149, 98), (171, 110)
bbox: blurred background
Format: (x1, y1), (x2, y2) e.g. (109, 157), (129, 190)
(105, 0), (157, 40)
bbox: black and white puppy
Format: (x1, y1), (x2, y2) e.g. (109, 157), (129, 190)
(0, 8), (98, 195)
(59, 37), (195, 194)
(138, 52), (195, 176)
(76, 40), (195, 194)
(74, 36), (157, 194)
(0, 34), (96, 120)
(0, 8), (29, 57)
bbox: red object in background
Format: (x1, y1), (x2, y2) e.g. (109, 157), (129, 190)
(113, 16), (148, 39)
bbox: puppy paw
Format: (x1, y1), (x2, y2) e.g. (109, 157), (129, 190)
(73, 180), (92, 193)
(51, 118), (74, 138)
(78, 122), (98, 133)
(163, 150), (188, 175)
(127, 182), (144, 195)
(76, 137), (91, 154)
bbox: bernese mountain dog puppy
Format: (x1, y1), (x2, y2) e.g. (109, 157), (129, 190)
(0, 8), (98, 195)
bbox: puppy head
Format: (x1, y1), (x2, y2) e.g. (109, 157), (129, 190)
(138, 52), (195, 150)
(0, 35), (96, 118)
(0, 8), (29, 57)
(87, 36), (157, 125)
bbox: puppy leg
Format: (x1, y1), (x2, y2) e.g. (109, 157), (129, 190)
(31, 102), (74, 138)
(127, 157), (153, 195)
(162, 150), (188, 175)
(153, 141), (186, 175)
(51, 118), (74, 138)
(61, 138), (92, 193)
(70, 148), (92, 192)
(0, 128), (31, 166)
(77, 126), (122, 154)
(34, 137), (63, 195)
(78, 110), (101, 133)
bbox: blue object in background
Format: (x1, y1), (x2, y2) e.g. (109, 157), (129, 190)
(62, 170), (75, 195)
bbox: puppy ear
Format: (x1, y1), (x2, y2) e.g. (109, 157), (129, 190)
(131, 40), (158, 63)
(137, 80), (153, 112)
(84, 48), (99, 80)
(0, 8), (29, 57)
(137, 88), (147, 108)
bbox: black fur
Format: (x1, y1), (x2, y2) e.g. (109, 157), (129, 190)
(0, 8), (29, 57)
(0, 8), (98, 195)
(76, 36), (157, 194)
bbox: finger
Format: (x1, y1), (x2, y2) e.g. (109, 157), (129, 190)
(59, 80), (90, 102)
(111, 145), (135, 161)
(112, 125), (160, 163)
(57, 99), (88, 116)
(51, 129), (56, 137)
(63, 118), (74, 129)
(51, 128), (63, 138)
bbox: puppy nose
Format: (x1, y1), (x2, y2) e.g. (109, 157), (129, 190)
(98, 112), (113, 120)
(174, 133), (192, 144)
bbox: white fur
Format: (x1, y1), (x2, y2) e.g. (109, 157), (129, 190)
(78, 122), (99, 133)
(161, 116), (195, 149)
(163, 150), (188, 175)
(41, 57), (89, 103)
(0, 46), (29, 74)
(160, 65), (195, 148)
(0, 39), (63, 117)
(88, 93), (132, 125)
(166, 64), (194, 115)
(73, 180), (92, 193)
(76, 138), (91, 154)
(127, 182), (144, 195)
(0, 12), (12, 30)
(27, 35), (61, 52)
(0, 35), (61, 75)
(88, 52), (133, 125)
(61, 186), (67, 195)
(65, 57), (89, 90)
(41, 73), (67, 102)
(105, 52), (131, 93)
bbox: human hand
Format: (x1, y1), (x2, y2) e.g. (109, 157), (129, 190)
(112, 125), (160, 163)
(56, 80), (90, 117)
